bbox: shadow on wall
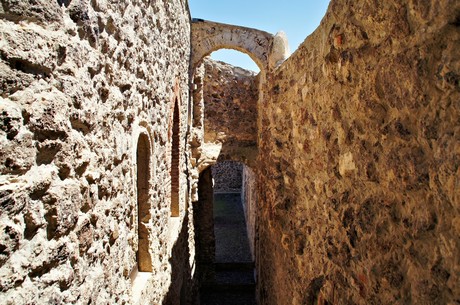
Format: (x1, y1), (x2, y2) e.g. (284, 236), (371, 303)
(162, 212), (197, 305)
(215, 140), (258, 170)
(211, 161), (243, 193)
(192, 168), (216, 297)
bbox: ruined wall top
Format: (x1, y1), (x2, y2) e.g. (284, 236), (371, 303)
(202, 58), (259, 167)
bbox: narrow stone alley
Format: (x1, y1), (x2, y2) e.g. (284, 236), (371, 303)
(1, 1), (458, 304)
(200, 193), (256, 305)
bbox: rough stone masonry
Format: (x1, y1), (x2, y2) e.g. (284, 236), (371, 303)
(256, 1), (460, 304)
(0, 0), (192, 304)
(0, 0), (459, 304)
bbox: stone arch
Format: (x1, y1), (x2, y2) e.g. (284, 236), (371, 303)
(136, 132), (152, 272)
(170, 98), (181, 217)
(192, 19), (286, 71)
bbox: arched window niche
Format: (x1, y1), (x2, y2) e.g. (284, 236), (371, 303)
(136, 133), (153, 272)
(170, 98), (181, 217)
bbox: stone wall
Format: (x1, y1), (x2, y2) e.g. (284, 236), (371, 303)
(212, 161), (243, 193)
(0, 0), (193, 304)
(193, 167), (215, 288)
(242, 165), (257, 260)
(203, 59), (259, 166)
(189, 58), (259, 199)
(257, 0), (460, 304)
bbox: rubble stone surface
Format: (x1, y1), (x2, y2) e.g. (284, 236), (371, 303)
(203, 59), (259, 167)
(0, 0), (192, 304)
(257, 1), (460, 304)
(211, 161), (243, 193)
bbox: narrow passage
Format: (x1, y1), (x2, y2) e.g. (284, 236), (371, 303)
(200, 193), (256, 305)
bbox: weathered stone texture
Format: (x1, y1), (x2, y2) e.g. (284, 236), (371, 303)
(242, 165), (257, 260)
(211, 161), (243, 193)
(191, 19), (275, 70)
(193, 167), (215, 284)
(203, 58), (259, 166)
(0, 0), (192, 304)
(257, 0), (460, 304)
(1, 0), (459, 304)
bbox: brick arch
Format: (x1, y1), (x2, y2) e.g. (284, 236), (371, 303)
(191, 19), (275, 71)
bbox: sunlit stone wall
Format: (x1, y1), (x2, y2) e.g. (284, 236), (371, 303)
(257, 0), (459, 304)
(0, 0), (193, 303)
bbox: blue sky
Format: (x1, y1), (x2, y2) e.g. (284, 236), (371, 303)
(188, 0), (330, 71)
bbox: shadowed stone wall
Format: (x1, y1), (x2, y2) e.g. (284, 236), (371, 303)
(0, 0), (193, 304)
(242, 165), (257, 260)
(257, 0), (460, 304)
(212, 161), (243, 193)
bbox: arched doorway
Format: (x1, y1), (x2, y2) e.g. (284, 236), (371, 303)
(190, 22), (264, 303)
(190, 19), (276, 71)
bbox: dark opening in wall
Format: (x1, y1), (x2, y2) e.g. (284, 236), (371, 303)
(137, 133), (152, 272)
(171, 99), (180, 217)
(196, 163), (257, 303)
(211, 162), (252, 263)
